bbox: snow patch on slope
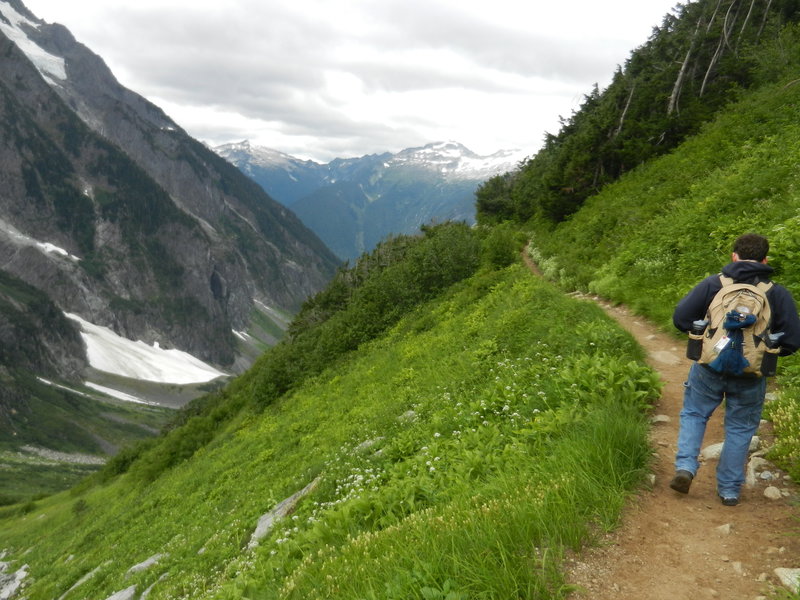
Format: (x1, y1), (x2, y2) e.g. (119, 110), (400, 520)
(0, 1), (67, 82)
(37, 376), (156, 407)
(84, 382), (158, 406)
(0, 217), (81, 261)
(65, 313), (226, 384)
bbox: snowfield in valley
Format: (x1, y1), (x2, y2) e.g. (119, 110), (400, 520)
(65, 313), (227, 385)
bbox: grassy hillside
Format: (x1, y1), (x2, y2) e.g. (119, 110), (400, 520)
(0, 383), (171, 506)
(470, 20), (800, 488)
(0, 252), (660, 599)
(524, 67), (800, 483)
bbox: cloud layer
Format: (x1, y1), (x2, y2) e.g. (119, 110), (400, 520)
(23, 0), (680, 161)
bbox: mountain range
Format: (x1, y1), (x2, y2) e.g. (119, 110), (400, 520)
(0, 0), (338, 463)
(215, 140), (527, 261)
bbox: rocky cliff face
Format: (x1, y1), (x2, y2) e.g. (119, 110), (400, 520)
(0, 269), (87, 437)
(0, 2), (340, 374)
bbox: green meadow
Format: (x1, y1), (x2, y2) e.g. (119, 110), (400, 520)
(0, 258), (660, 599)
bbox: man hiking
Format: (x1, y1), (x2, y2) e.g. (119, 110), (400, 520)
(670, 233), (800, 506)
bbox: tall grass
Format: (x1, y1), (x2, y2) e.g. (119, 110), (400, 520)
(251, 399), (650, 600)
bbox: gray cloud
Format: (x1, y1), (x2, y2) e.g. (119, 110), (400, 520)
(25, 0), (680, 161)
(351, 1), (629, 84)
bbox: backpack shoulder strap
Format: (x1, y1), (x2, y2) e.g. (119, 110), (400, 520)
(719, 274), (772, 295)
(757, 280), (773, 294)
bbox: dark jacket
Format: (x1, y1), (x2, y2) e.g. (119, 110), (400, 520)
(673, 260), (800, 356)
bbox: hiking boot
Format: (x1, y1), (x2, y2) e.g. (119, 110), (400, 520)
(669, 470), (693, 494)
(719, 495), (739, 507)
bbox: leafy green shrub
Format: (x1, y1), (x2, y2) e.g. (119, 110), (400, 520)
(479, 222), (525, 268)
(249, 222), (481, 407)
(764, 361), (800, 482)
(475, 174), (516, 223)
(72, 498), (89, 518)
(764, 392), (800, 480)
(90, 437), (157, 483)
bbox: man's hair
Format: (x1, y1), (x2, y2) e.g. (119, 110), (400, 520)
(733, 233), (769, 261)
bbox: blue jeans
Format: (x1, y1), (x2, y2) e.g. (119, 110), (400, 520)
(675, 363), (766, 498)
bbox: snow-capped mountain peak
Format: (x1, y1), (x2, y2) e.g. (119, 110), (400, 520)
(217, 140), (529, 182)
(215, 140), (322, 171)
(214, 139), (533, 262)
(387, 141), (528, 179)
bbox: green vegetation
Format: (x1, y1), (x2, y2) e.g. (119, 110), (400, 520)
(476, 20), (800, 484)
(521, 76), (800, 482)
(0, 375), (172, 505)
(477, 1), (800, 224)
(5, 3), (800, 598)
(0, 456), (97, 507)
(251, 222), (482, 406)
(0, 253), (660, 599)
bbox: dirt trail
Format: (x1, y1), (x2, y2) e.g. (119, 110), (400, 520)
(522, 252), (799, 599)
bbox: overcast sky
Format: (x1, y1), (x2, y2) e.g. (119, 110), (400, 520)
(23, 0), (682, 162)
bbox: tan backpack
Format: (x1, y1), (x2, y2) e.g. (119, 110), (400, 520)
(696, 275), (774, 376)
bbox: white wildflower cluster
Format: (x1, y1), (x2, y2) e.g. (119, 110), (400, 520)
(245, 342), (582, 595)
(309, 466), (384, 518)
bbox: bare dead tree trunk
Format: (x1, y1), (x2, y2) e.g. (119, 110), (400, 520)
(756, 0), (774, 41)
(707, 0), (725, 32)
(700, 38), (724, 96)
(612, 83), (636, 138)
(668, 17), (704, 115)
(736, 0), (758, 52)
(722, 0), (739, 52)
(701, 0), (740, 96)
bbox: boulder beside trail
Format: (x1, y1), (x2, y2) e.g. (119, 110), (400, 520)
(775, 568), (800, 594)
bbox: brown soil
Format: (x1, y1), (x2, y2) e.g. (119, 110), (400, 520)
(522, 251), (800, 599)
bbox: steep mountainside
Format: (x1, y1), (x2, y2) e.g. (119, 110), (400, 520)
(0, 271), (86, 431)
(0, 225), (662, 599)
(0, 0), (339, 486)
(216, 141), (526, 261)
(5, 3), (800, 600)
(0, 0), (339, 370)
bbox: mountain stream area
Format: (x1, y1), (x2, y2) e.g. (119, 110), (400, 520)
(519, 247), (800, 599)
